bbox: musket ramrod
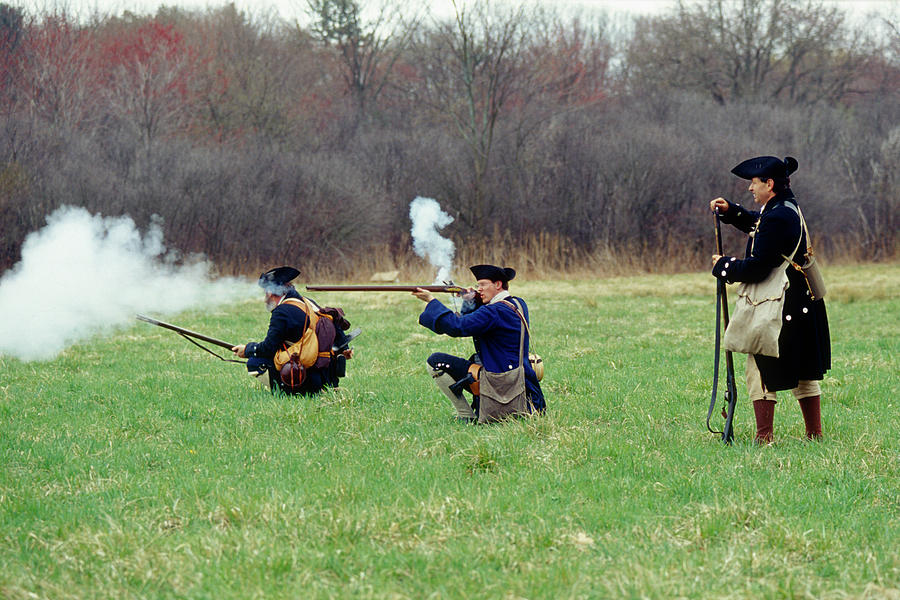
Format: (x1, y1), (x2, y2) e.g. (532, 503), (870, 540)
(136, 314), (243, 362)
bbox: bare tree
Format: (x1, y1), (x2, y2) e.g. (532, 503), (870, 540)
(16, 14), (101, 129)
(305, 0), (414, 128)
(0, 3), (24, 104)
(625, 0), (876, 106)
(868, 126), (900, 258)
(402, 1), (534, 227)
(97, 20), (203, 157)
(192, 5), (310, 143)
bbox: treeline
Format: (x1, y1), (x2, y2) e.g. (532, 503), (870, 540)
(0, 0), (897, 277)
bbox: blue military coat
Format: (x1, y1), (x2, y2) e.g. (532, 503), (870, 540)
(419, 296), (545, 411)
(713, 190), (831, 390)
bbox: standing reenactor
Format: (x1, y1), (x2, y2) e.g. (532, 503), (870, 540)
(710, 156), (831, 443)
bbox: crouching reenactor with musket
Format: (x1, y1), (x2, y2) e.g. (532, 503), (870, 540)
(412, 264), (545, 423)
(232, 266), (358, 395)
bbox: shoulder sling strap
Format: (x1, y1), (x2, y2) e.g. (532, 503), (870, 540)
(498, 298), (527, 369)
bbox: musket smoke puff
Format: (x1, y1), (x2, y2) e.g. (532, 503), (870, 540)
(409, 196), (455, 283)
(0, 206), (254, 362)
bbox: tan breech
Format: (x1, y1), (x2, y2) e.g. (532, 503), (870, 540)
(745, 354), (821, 402)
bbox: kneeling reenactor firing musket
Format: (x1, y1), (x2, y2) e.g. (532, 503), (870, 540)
(411, 264), (546, 424)
(138, 266), (360, 396)
(232, 267), (360, 396)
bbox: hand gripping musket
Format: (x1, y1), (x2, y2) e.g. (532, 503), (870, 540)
(707, 209), (739, 444)
(306, 283), (466, 294)
(136, 314), (245, 363)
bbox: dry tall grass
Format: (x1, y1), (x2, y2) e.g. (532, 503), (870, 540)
(281, 232), (897, 284)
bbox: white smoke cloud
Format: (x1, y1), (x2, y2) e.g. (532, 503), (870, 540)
(0, 206), (255, 362)
(409, 197), (455, 283)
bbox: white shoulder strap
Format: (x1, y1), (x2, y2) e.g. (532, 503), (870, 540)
(782, 202), (806, 262)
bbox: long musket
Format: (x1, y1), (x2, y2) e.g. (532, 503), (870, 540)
(136, 314), (244, 362)
(706, 209), (739, 444)
(306, 284), (466, 294)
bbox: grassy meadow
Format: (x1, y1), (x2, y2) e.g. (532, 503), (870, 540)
(1, 264), (899, 599)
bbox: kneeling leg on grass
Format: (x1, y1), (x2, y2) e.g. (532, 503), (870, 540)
(427, 353), (476, 421)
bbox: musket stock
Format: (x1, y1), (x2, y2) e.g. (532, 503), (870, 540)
(306, 284), (466, 294)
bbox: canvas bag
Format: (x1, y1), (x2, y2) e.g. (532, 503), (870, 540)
(477, 299), (532, 424)
(723, 215), (803, 358)
(785, 203), (827, 301)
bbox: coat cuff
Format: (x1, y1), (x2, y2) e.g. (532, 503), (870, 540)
(712, 256), (738, 282)
(718, 202), (747, 223)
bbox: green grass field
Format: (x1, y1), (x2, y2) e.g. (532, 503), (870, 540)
(2, 264), (898, 599)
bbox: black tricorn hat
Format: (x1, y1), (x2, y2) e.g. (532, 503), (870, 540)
(258, 266), (300, 290)
(470, 264), (516, 283)
(731, 156), (798, 181)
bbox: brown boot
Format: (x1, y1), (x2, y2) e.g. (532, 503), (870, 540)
(798, 395), (822, 439)
(753, 400), (776, 444)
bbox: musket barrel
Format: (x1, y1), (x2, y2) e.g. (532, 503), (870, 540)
(306, 284), (465, 293)
(136, 314), (236, 349)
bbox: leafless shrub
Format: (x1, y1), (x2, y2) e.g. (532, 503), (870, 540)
(0, 0), (897, 276)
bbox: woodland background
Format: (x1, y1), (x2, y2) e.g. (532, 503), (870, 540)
(0, 0), (897, 278)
